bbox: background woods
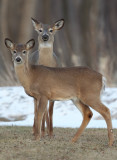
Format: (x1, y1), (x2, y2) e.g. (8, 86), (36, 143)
(0, 0), (117, 86)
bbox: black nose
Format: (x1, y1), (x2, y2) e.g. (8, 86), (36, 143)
(42, 34), (49, 41)
(16, 57), (21, 63)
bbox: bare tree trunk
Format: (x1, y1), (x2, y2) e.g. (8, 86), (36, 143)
(97, 0), (117, 85)
(18, 0), (37, 42)
(0, 0), (117, 86)
(0, 0), (17, 86)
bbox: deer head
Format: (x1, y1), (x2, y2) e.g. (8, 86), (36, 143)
(5, 38), (35, 65)
(31, 18), (64, 45)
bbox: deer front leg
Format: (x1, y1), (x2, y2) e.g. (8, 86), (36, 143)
(41, 106), (50, 137)
(33, 98), (38, 135)
(35, 95), (48, 140)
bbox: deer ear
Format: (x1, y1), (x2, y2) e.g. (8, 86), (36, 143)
(5, 38), (14, 49)
(53, 19), (65, 30)
(26, 39), (35, 50)
(31, 17), (41, 31)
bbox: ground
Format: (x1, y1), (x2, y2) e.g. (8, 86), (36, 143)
(0, 127), (117, 160)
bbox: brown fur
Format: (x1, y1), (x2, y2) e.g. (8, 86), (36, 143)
(32, 46), (60, 136)
(5, 39), (114, 146)
(31, 18), (64, 136)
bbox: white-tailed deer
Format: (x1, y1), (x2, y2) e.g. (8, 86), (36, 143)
(5, 38), (114, 146)
(30, 18), (64, 136)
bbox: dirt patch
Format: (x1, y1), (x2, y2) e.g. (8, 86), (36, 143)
(0, 127), (117, 160)
(0, 115), (27, 122)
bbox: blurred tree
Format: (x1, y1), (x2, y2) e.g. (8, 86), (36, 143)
(0, 0), (117, 86)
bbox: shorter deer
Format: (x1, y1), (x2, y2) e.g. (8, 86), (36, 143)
(5, 38), (114, 146)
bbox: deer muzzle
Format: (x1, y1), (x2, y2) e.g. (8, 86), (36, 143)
(42, 34), (49, 41)
(15, 56), (22, 63)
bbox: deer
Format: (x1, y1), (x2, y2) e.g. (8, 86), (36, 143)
(30, 18), (64, 137)
(5, 38), (114, 146)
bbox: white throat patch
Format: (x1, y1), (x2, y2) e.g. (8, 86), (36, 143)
(39, 43), (52, 48)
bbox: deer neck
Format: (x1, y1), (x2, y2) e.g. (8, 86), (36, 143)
(14, 60), (31, 91)
(38, 42), (54, 65)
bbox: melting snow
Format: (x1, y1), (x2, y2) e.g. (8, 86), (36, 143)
(0, 86), (117, 128)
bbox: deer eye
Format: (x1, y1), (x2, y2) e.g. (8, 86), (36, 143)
(13, 50), (17, 54)
(22, 50), (26, 54)
(49, 29), (53, 33)
(39, 29), (43, 32)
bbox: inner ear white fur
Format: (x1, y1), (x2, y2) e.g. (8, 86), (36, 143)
(26, 43), (32, 49)
(26, 40), (35, 50)
(5, 39), (14, 49)
(31, 18), (41, 31)
(54, 20), (64, 30)
(32, 20), (38, 28)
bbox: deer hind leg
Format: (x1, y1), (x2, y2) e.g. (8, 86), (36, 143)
(48, 101), (54, 137)
(72, 98), (93, 143)
(83, 98), (114, 146)
(35, 96), (48, 140)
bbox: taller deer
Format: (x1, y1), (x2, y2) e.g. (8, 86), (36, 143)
(5, 38), (114, 146)
(31, 18), (64, 136)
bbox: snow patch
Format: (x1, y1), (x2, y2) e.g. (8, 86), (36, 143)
(0, 86), (117, 128)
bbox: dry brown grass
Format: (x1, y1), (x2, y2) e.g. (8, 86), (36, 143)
(0, 127), (117, 160)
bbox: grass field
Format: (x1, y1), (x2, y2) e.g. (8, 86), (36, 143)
(0, 127), (117, 160)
